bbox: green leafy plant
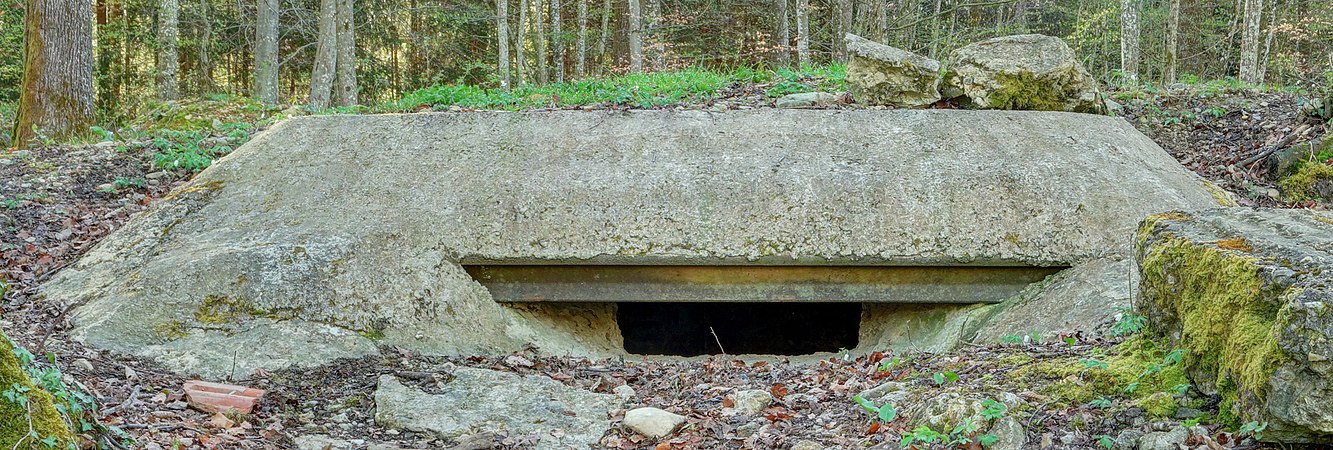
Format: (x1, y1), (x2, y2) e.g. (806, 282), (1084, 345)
(1094, 434), (1115, 449)
(1000, 334), (1024, 344)
(1238, 421), (1267, 441)
(1110, 309), (1147, 336)
(852, 395), (898, 423)
(1183, 417), (1201, 427)
(932, 371), (959, 385)
(877, 356), (902, 372)
(1089, 397), (1113, 409)
(899, 425), (946, 448)
(980, 399), (1007, 420)
(1080, 358), (1109, 370)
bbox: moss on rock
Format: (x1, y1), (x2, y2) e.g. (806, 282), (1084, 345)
(1278, 162), (1333, 203)
(1005, 337), (1190, 418)
(987, 72), (1072, 112)
(0, 338), (77, 449)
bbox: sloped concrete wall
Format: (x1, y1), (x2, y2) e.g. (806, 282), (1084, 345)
(40, 110), (1223, 378)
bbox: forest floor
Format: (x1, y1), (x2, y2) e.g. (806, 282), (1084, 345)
(0, 81), (1328, 450)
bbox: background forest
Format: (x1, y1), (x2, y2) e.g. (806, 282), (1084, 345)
(2, 0), (1333, 140)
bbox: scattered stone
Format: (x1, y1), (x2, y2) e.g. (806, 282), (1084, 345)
(1114, 429), (1144, 450)
(613, 384), (637, 399)
(941, 34), (1105, 113)
(988, 417), (1026, 450)
(182, 380), (266, 414)
(789, 440), (823, 450)
(623, 407), (686, 439)
(1137, 208), (1333, 442)
(844, 34), (942, 107)
(445, 433), (495, 450)
(775, 92), (838, 108)
(72, 358), (94, 372)
(294, 434), (354, 450)
(374, 369), (614, 450)
(969, 257), (1135, 343)
(1172, 407), (1202, 420)
(731, 389), (773, 415)
(1136, 427), (1188, 450)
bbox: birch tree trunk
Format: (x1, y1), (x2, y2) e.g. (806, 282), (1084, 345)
(14, 0), (95, 145)
(536, 0), (548, 83)
(776, 0), (789, 66)
(628, 0), (643, 72)
(1258, 0), (1277, 82)
(334, 0), (357, 105)
(498, 0), (511, 89)
(1119, 0), (1140, 81)
(1238, 0), (1263, 84)
(309, 0), (338, 107)
(795, 0), (808, 66)
(254, 0), (279, 104)
(157, 0), (179, 100)
(576, 0), (587, 78)
(1165, 0), (1179, 83)
(553, 0), (563, 82)
(197, 0), (216, 92)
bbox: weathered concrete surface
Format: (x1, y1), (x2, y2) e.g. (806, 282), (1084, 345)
(942, 34), (1105, 113)
(969, 257), (1137, 343)
(40, 110), (1224, 377)
(1137, 208), (1333, 443)
(374, 368), (615, 449)
(845, 34), (942, 107)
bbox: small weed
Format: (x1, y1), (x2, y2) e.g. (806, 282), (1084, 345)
(1238, 421), (1267, 441)
(932, 371), (959, 385)
(1089, 397), (1113, 408)
(1094, 434), (1115, 449)
(852, 395), (898, 423)
(1080, 358), (1109, 370)
(980, 398), (1007, 420)
(1110, 309), (1147, 336)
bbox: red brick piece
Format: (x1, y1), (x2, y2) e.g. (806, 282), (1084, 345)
(183, 380), (266, 414)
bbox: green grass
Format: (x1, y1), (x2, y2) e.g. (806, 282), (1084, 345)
(387, 65), (846, 111)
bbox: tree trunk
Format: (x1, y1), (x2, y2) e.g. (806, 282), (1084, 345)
(874, 0), (887, 41)
(576, 0), (587, 78)
(14, 0), (94, 145)
(836, 0), (851, 60)
(536, 0), (548, 83)
(628, 0), (642, 72)
(157, 0), (179, 100)
(1165, 0), (1179, 83)
(1258, 0), (1278, 82)
(309, 0), (338, 107)
(776, 0), (789, 66)
(197, 0), (216, 93)
(517, 0), (529, 83)
(254, 0), (279, 104)
(647, 0), (661, 69)
(1119, 0), (1140, 81)
(553, 0), (563, 82)
(795, 0), (808, 66)
(598, 0), (611, 71)
(334, 0), (357, 105)
(1238, 0), (1263, 84)
(498, 0), (511, 88)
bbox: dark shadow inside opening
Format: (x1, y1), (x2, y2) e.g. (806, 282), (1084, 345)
(616, 302), (861, 356)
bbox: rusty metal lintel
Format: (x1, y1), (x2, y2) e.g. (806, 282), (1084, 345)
(463, 265), (1064, 303)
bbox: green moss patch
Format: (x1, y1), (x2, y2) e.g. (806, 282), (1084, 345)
(987, 71), (1069, 111)
(1, 338), (77, 449)
(1278, 162), (1333, 203)
(1005, 337), (1191, 418)
(1139, 234), (1286, 426)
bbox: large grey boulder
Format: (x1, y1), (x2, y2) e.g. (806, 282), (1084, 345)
(40, 110), (1223, 378)
(942, 34), (1105, 113)
(845, 34), (941, 107)
(1136, 208), (1333, 443)
(374, 368), (616, 449)
(968, 257), (1136, 343)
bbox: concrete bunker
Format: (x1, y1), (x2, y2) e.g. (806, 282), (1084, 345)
(39, 109), (1227, 379)
(466, 263), (1064, 355)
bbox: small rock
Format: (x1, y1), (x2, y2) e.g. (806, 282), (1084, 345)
(1114, 429), (1144, 450)
(183, 380), (266, 414)
(1172, 407), (1202, 420)
(71, 358), (94, 372)
(1040, 433), (1054, 449)
(1137, 427), (1188, 450)
(294, 435), (353, 450)
(613, 385), (636, 399)
(775, 92), (838, 108)
(844, 33), (942, 107)
(988, 416), (1026, 450)
(146, 171), (170, 180)
(623, 407), (686, 439)
(735, 421), (762, 438)
(789, 440), (823, 450)
(445, 432), (495, 450)
(732, 389), (773, 415)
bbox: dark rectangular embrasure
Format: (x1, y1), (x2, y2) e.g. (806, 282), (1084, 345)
(463, 265), (1063, 303)
(617, 302), (862, 356)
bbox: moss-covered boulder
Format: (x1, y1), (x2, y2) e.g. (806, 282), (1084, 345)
(942, 34), (1105, 114)
(1, 337), (77, 449)
(844, 33), (942, 108)
(1278, 161), (1333, 203)
(1136, 208), (1333, 443)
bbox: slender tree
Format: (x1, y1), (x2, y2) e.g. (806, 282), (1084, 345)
(196, 0), (216, 93)
(157, 0), (179, 100)
(553, 0), (563, 82)
(254, 0), (279, 104)
(835, 0), (851, 60)
(518, 0), (529, 83)
(14, 0), (95, 145)
(795, 0), (808, 66)
(537, 0), (548, 83)
(576, 0), (588, 78)
(309, 0), (338, 106)
(334, 0), (357, 105)
(1119, 0), (1140, 80)
(1165, 0), (1179, 83)
(498, 0), (512, 88)
(628, 0), (643, 71)
(776, 0), (789, 66)
(598, 0), (611, 70)
(1238, 0), (1263, 84)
